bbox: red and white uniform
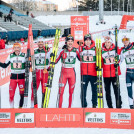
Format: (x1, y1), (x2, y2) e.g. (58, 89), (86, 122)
(56, 47), (80, 108)
(102, 43), (121, 77)
(79, 40), (97, 76)
(31, 47), (50, 104)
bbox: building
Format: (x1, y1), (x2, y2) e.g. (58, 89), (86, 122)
(1, 0), (58, 11)
(42, 0), (58, 11)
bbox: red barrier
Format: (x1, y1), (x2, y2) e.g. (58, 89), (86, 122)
(36, 108), (84, 128)
(120, 15), (134, 29)
(0, 108), (36, 128)
(0, 108), (134, 128)
(84, 108), (134, 129)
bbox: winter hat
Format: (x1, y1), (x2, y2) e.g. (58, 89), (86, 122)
(66, 34), (74, 42)
(37, 36), (44, 42)
(104, 36), (113, 42)
(84, 34), (92, 41)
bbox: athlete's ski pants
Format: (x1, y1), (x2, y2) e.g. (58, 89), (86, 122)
(58, 68), (76, 108)
(31, 69), (48, 101)
(81, 75), (97, 108)
(9, 78), (25, 107)
(126, 69), (134, 107)
(104, 77), (122, 108)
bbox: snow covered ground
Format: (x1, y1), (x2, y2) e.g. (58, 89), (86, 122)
(0, 128), (134, 134)
(1, 15), (134, 133)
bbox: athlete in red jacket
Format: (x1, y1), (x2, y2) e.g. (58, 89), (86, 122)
(78, 34), (97, 108)
(56, 35), (80, 108)
(102, 36), (122, 108)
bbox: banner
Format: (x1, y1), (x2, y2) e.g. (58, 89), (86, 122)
(71, 16), (89, 48)
(0, 108), (134, 129)
(0, 108), (36, 128)
(36, 108), (83, 128)
(84, 108), (134, 129)
(0, 38), (65, 86)
(120, 15), (134, 29)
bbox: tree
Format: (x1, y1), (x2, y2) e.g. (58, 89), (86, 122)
(78, 0), (99, 11)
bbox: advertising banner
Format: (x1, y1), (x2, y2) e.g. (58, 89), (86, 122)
(71, 16), (89, 48)
(36, 108), (83, 128)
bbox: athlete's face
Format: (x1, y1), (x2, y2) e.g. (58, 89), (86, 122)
(67, 40), (73, 49)
(13, 46), (21, 55)
(123, 40), (129, 47)
(85, 39), (91, 47)
(38, 41), (44, 49)
(105, 40), (112, 49)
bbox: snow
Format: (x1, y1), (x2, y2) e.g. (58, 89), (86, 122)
(35, 15), (124, 32)
(1, 15), (134, 133)
(0, 128), (134, 134)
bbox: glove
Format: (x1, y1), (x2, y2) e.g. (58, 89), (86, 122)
(77, 41), (83, 46)
(114, 63), (119, 68)
(50, 53), (55, 57)
(96, 66), (100, 71)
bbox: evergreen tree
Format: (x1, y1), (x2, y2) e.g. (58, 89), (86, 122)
(79, 0), (99, 11)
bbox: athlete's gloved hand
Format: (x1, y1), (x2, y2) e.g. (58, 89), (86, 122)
(96, 66), (100, 71)
(50, 52), (55, 57)
(114, 63), (119, 68)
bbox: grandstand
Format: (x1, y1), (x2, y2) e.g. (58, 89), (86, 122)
(0, 0), (56, 40)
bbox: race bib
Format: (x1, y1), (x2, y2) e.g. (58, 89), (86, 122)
(83, 56), (93, 62)
(36, 59), (45, 65)
(13, 63), (22, 69)
(126, 57), (134, 64)
(65, 56), (74, 63)
(105, 57), (115, 64)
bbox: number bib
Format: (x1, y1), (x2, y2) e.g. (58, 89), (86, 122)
(83, 56), (93, 62)
(13, 63), (22, 69)
(36, 58), (45, 65)
(126, 57), (134, 64)
(65, 56), (74, 63)
(105, 57), (115, 64)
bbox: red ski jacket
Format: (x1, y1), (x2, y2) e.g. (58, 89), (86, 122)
(102, 42), (121, 78)
(79, 40), (97, 76)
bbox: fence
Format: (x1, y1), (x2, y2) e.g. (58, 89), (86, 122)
(0, 29), (56, 40)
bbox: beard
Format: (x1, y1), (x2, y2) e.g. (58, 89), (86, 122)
(38, 44), (43, 49)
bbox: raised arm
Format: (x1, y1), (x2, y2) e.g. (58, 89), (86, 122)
(0, 55), (10, 68)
